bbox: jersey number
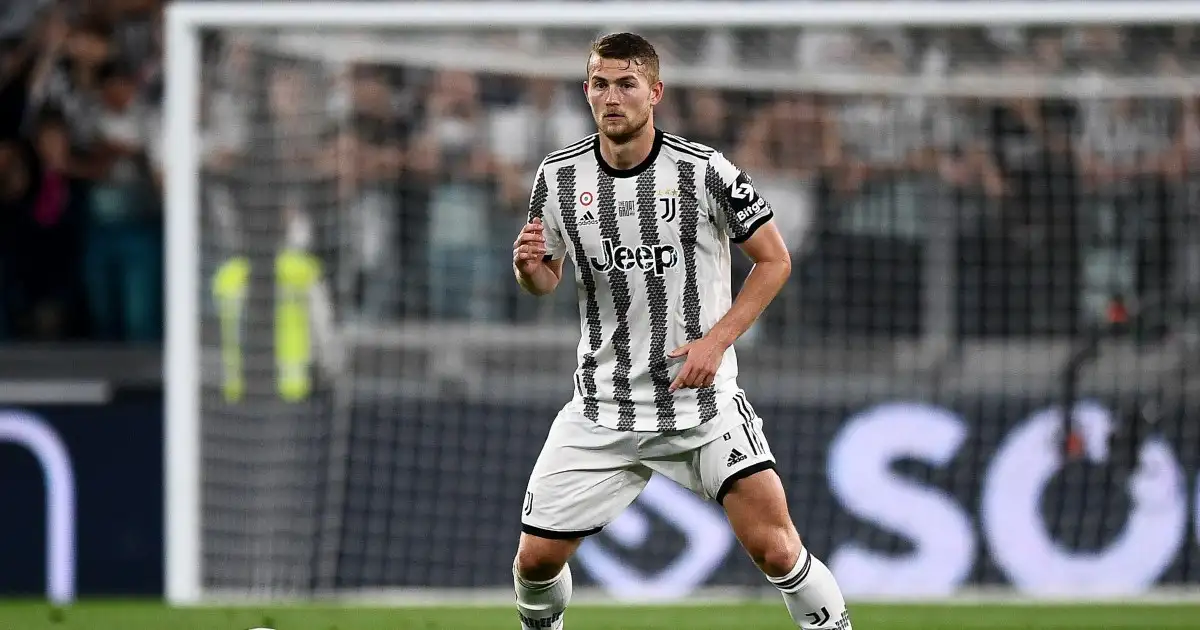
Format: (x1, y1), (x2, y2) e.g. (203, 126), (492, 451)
(657, 197), (677, 222)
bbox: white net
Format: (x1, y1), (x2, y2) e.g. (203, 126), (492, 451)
(187, 10), (1200, 601)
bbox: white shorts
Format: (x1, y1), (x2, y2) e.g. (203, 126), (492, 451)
(520, 391), (776, 539)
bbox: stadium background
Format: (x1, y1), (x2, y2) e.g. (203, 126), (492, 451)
(3, 0), (1200, 627)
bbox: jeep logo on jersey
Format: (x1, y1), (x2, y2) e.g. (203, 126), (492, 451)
(590, 239), (678, 275)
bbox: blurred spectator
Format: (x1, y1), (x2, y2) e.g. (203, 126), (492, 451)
(83, 59), (162, 342)
(259, 61), (332, 285)
(418, 70), (503, 321)
(929, 98), (1005, 203)
(735, 94), (832, 342)
(29, 15), (110, 151)
(1, 34), (40, 141)
(488, 76), (589, 322)
(268, 64), (327, 174)
(811, 37), (931, 338)
(828, 42), (930, 235)
(196, 33), (250, 299)
(735, 94), (830, 254)
(321, 65), (419, 322)
(678, 88), (736, 151)
(942, 96), (1012, 337)
(1029, 28), (1068, 77)
(0, 142), (34, 338)
(1075, 94), (1175, 327)
(982, 92), (1073, 337)
(4, 111), (84, 340)
(107, 0), (161, 82)
(489, 77), (590, 181)
(1069, 26), (1130, 77)
(797, 27), (860, 74)
(1170, 94), (1200, 336)
(199, 34), (248, 175)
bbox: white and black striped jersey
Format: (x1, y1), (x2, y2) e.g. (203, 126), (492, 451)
(527, 128), (775, 432)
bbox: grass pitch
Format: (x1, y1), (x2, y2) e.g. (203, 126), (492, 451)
(1, 601), (1199, 630)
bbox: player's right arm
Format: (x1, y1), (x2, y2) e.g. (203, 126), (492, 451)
(513, 219), (564, 295)
(513, 164), (567, 296)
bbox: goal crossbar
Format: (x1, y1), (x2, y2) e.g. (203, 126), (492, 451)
(169, 1), (1200, 28)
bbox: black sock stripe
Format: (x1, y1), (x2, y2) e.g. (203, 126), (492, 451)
(775, 551), (812, 591)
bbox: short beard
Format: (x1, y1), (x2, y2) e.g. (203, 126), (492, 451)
(600, 110), (651, 144)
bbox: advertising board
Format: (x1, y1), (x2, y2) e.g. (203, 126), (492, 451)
(0, 397), (163, 600)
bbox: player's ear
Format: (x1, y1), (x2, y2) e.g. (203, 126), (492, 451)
(650, 80), (664, 106)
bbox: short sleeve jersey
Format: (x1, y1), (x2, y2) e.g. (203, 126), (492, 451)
(527, 128), (774, 432)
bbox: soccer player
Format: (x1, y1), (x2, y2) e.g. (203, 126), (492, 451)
(510, 33), (852, 630)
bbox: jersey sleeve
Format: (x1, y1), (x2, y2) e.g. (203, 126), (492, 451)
(703, 151), (775, 244)
(527, 163), (568, 261)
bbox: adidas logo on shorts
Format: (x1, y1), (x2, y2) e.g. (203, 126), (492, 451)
(727, 449), (747, 467)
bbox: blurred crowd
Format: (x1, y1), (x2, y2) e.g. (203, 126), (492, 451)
(7, 0), (1200, 345)
(0, 0), (162, 342)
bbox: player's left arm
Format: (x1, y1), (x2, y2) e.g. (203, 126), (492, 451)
(705, 151), (793, 350)
(709, 220), (791, 348)
(667, 154), (791, 392)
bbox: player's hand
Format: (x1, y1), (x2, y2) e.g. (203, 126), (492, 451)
(666, 336), (727, 393)
(513, 218), (548, 273)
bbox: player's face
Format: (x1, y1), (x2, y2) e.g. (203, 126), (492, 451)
(585, 56), (662, 142)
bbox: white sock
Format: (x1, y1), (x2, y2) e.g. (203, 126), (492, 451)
(514, 562), (572, 629)
(767, 547), (852, 629)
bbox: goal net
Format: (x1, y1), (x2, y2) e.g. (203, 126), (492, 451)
(166, 1), (1200, 604)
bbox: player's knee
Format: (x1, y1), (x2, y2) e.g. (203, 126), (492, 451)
(748, 526), (804, 577)
(761, 537), (803, 577)
(514, 549), (567, 583)
(514, 536), (575, 582)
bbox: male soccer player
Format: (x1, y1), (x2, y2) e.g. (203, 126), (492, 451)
(510, 33), (852, 629)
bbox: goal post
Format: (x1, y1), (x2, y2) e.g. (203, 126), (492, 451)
(165, 0), (1200, 606)
(164, 2), (202, 606)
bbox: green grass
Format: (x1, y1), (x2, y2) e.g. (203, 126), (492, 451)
(2, 601), (1199, 630)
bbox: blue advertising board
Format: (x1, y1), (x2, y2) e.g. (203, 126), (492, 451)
(0, 394), (163, 600)
(326, 393), (1200, 598)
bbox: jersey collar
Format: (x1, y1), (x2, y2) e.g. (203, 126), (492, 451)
(593, 127), (663, 179)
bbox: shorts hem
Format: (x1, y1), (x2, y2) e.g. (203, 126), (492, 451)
(716, 460), (776, 504)
(521, 523), (604, 540)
